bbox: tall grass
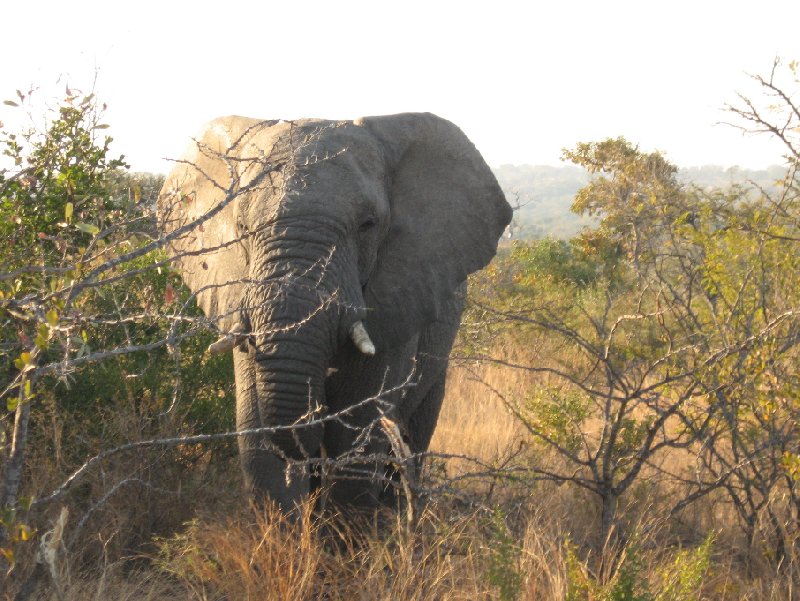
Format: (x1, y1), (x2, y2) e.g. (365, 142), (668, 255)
(6, 344), (799, 600)
(431, 361), (525, 466)
(156, 502), (500, 601)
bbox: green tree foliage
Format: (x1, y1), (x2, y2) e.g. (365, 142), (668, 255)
(467, 67), (800, 561)
(565, 137), (800, 560)
(492, 163), (786, 242)
(0, 91), (235, 576)
(564, 137), (683, 238)
(0, 94), (127, 269)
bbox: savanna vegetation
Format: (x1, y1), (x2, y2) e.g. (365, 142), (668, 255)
(1, 59), (799, 600)
(494, 163), (787, 240)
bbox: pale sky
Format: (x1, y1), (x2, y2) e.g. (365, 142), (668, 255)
(3, 1), (799, 173)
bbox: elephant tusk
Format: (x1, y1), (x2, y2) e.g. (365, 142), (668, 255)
(207, 333), (248, 354)
(349, 321), (376, 356)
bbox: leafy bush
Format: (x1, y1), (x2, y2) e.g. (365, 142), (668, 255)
(0, 89), (237, 587)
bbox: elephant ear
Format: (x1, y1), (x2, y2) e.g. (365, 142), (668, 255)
(158, 116), (281, 332)
(356, 113), (512, 348)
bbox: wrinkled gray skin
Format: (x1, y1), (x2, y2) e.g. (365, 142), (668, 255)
(159, 113), (512, 511)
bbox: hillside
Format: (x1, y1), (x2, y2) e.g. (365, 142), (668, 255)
(494, 163), (787, 239)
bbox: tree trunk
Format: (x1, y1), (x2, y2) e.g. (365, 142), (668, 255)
(1, 384), (32, 551)
(600, 489), (618, 549)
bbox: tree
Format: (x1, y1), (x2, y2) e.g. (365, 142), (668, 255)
(0, 90), (237, 587)
(465, 65), (800, 561)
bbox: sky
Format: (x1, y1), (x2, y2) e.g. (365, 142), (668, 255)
(2, 1), (800, 174)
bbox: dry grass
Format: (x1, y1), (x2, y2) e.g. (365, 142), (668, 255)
(428, 344), (799, 600)
(158, 503), (328, 601)
(156, 502), (500, 601)
(11, 497), (793, 601)
(431, 361), (525, 465)
(5, 341), (799, 599)
(23, 568), (180, 601)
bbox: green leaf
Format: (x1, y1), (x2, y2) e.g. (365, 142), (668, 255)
(3, 100), (19, 107)
(34, 324), (49, 349)
(64, 202), (73, 222)
(46, 309), (59, 326)
(13, 352), (31, 370)
(24, 379), (32, 399)
(76, 222), (99, 235)
(7, 396), (18, 411)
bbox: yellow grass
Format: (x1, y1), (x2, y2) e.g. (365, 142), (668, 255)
(431, 361), (526, 464)
(5, 342), (797, 600)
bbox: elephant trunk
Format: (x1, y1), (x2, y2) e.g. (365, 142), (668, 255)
(237, 225), (365, 508)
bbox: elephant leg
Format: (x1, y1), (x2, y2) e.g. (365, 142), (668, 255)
(233, 347), (309, 511)
(398, 285), (464, 479)
(325, 357), (448, 508)
(323, 340), (419, 509)
(321, 401), (392, 509)
(407, 374), (447, 456)
(371, 374), (448, 508)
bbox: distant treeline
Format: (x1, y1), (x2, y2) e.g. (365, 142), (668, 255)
(493, 163), (786, 239)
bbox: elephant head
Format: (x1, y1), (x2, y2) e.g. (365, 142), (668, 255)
(158, 113), (511, 510)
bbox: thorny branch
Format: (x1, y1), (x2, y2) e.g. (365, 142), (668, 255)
(0, 119), (348, 536)
(723, 57), (800, 162)
(30, 366), (419, 510)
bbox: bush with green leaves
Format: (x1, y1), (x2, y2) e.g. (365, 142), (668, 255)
(0, 90), (236, 579)
(466, 61), (800, 562)
(564, 535), (713, 601)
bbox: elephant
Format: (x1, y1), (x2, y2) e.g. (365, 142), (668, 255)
(158, 112), (512, 512)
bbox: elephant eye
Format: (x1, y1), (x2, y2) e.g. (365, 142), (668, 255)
(358, 216), (377, 233)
